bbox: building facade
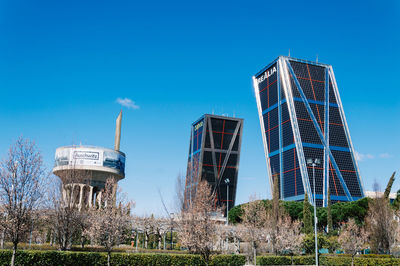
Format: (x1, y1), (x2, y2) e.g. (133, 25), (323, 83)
(253, 56), (364, 206)
(184, 114), (243, 214)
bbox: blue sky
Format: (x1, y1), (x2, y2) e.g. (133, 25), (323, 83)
(0, 0), (399, 215)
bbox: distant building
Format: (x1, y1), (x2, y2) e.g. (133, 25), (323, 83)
(253, 56), (364, 206)
(184, 114), (243, 215)
(365, 191), (396, 201)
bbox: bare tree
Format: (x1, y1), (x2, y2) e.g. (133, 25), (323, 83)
(240, 196), (268, 265)
(48, 169), (91, 250)
(275, 215), (304, 263)
(175, 173), (186, 213)
(366, 197), (398, 254)
(0, 137), (47, 266)
(338, 219), (367, 266)
(178, 180), (219, 266)
(84, 177), (132, 266)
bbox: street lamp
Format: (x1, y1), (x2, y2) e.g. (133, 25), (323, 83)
(170, 213), (174, 250)
(307, 158), (320, 266)
(225, 178), (230, 225)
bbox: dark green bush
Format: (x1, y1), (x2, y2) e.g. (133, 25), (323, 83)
(1, 250), (399, 266)
(257, 255), (314, 265)
(0, 250), (246, 266)
(210, 255), (246, 266)
(320, 255), (400, 266)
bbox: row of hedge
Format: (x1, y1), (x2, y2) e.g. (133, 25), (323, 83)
(1, 250), (400, 265)
(257, 255), (400, 265)
(0, 250), (245, 266)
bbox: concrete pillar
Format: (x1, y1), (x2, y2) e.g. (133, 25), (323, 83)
(97, 191), (102, 208)
(88, 186), (93, 208)
(78, 184), (84, 211)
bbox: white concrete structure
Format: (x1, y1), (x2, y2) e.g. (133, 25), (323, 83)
(53, 112), (125, 210)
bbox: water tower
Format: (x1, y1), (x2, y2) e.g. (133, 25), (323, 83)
(53, 111), (125, 210)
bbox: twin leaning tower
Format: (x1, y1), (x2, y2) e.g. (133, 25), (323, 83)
(184, 56), (364, 214)
(53, 112), (125, 210)
(52, 56), (365, 213)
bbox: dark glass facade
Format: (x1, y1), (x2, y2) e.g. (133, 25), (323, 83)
(253, 57), (364, 206)
(184, 114), (243, 214)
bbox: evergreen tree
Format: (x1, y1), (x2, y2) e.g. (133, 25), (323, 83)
(327, 188), (333, 234)
(384, 172), (396, 200)
(303, 193), (313, 234)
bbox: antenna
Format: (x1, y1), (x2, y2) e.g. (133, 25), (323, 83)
(316, 54), (319, 63)
(288, 49), (290, 57)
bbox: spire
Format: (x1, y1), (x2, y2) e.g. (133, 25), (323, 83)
(114, 110), (122, 151)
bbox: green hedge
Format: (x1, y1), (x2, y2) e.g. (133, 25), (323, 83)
(320, 256), (400, 266)
(1, 250), (399, 266)
(257, 255), (400, 265)
(257, 255), (315, 265)
(210, 255), (246, 266)
(0, 250), (246, 266)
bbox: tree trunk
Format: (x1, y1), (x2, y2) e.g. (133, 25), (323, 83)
(11, 242), (17, 266)
(253, 242), (257, 265)
(107, 251), (111, 266)
(0, 230), (4, 249)
(351, 254), (354, 266)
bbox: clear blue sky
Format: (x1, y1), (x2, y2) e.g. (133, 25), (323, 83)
(0, 0), (399, 216)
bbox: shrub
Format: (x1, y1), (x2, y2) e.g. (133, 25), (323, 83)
(0, 250), (246, 266)
(257, 255), (314, 265)
(210, 255), (246, 266)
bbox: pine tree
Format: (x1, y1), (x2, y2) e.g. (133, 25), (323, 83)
(303, 193), (313, 234)
(327, 188), (333, 234)
(384, 172), (396, 200)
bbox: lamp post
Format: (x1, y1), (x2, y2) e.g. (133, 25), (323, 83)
(307, 158), (320, 266)
(224, 178), (230, 225)
(170, 213), (174, 250)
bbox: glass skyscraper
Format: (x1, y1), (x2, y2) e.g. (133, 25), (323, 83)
(184, 114), (243, 214)
(253, 56), (364, 206)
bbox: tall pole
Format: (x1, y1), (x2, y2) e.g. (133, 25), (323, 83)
(170, 213), (174, 250)
(313, 163), (318, 266)
(225, 179), (230, 225)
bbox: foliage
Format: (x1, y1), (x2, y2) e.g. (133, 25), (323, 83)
(282, 200), (303, 221)
(257, 255), (315, 265)
(384, 172), (396, 200)
(327, 189), (333, 234)
(230, 197), (371, 233)
(0, 250), (247, 266)
(303, 193), (313, 234)
(228, 205), (243, 224)
(209, 254), (246, 266)
(320, 255), (400, 266)
(301, 233), (335, 254)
